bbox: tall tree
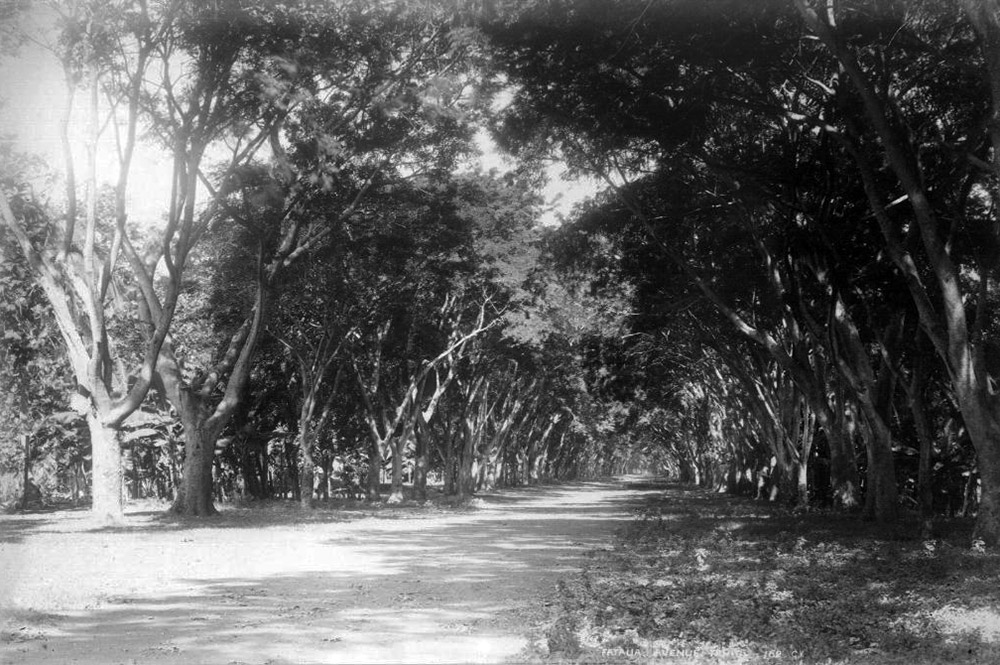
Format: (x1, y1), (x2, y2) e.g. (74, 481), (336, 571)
(791, 0), (1000, 543)
(0, 0), (224, 520)
(482, 0), (938, 522)
(145, 1), (483, 515)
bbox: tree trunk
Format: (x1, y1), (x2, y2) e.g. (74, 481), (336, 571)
(88, 412), (124, 522)
(795, 407), (816, 507)
(20, 434), (30, 509)
(826, 420), (861, 510)
(857, 405), (898, 524)
(474, 448), (488, 491)
(795, 460), (809, 507)
(299, 447), (315, 509)
(413, 423), (429, 502)
(458, 417), (477, 498)
(483, 449), (501, 492)
(911, 389), (935, 517)
(240, 438), (259, 499)
(957, 392), (1000, 544)
(962, 0), (1000, 547)
(443, 430), (457, 495)
(795, 455), (809, 507)
(319, 455), (331, 501)
(72, 461), (83, 504)
(387, 437), (404, 503)
(366, 437), (382, 501)
(282, 439), (299, 501)
(815, 390), (861, 510)
(172, 411), (217, 516)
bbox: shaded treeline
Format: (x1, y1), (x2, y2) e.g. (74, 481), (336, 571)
(6, 0), (1000, 548)
(484, 0), (1000, 542)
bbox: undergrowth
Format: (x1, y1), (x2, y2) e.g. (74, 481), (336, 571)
(536, 482), (1000, 664)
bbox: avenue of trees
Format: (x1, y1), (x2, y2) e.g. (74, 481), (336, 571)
(6, 0), (1000, 546)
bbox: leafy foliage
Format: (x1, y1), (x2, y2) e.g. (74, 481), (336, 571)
(0, 149), (76, 506)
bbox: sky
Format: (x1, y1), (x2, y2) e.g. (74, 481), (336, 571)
(0, 14), (594, 231)
(0, 34), (174, 228)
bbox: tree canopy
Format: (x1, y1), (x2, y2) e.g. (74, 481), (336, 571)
(4, 0), (1000, 549)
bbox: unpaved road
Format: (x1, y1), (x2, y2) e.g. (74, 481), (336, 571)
(1, 478), (658, 664)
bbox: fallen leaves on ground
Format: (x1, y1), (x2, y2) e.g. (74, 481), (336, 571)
(538, 483), (1000, 664)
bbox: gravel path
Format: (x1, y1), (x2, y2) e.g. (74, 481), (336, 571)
(0, 478), (657, 664)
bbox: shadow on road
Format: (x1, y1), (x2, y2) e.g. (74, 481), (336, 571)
(1, 477), (663, 664)
(0, 518), (53, 545)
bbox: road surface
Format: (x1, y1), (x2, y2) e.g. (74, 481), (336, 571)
(1, 478), (658, 664)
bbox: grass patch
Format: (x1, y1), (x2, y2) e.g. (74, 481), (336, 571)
(537, 483), (1000, 664)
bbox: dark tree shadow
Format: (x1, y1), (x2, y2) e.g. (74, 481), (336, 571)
(554, 483), (1000, 665)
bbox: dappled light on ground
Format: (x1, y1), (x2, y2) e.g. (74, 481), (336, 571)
(546, 484), (1000, 665)
(0, 478), (658, 664)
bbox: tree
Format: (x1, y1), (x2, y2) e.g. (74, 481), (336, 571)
(0, 151), (75, 508)
(790, 0), (1000, 543)
(343, 172), (536, 502)
(147, 0), (484, 515)
(0, 2), (174, 520)
(483, 0), (929, 522)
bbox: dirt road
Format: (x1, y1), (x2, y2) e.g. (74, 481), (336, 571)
(1, 478), (657, 664)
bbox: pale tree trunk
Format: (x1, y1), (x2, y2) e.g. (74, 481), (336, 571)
(299, 422), (315, 509)
(796, 407), (816, 507)
(475, 454), (487, 491)
(483, 447), (502, 491)
(528, 416), (560, 485)
(298, 452), (313, 505)
(387, 436), (405, 503)
(87, 412), (123, 522)
(691, 458), (702, 488)
(457, 376), (488, 499)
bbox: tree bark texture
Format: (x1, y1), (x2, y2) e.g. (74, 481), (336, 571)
(172, 409), (217, 516)
(87, 412), (124, 522)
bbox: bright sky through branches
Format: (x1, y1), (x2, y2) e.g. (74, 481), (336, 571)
(0, 11), (594, 230)
(0, 36), (173, 228)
